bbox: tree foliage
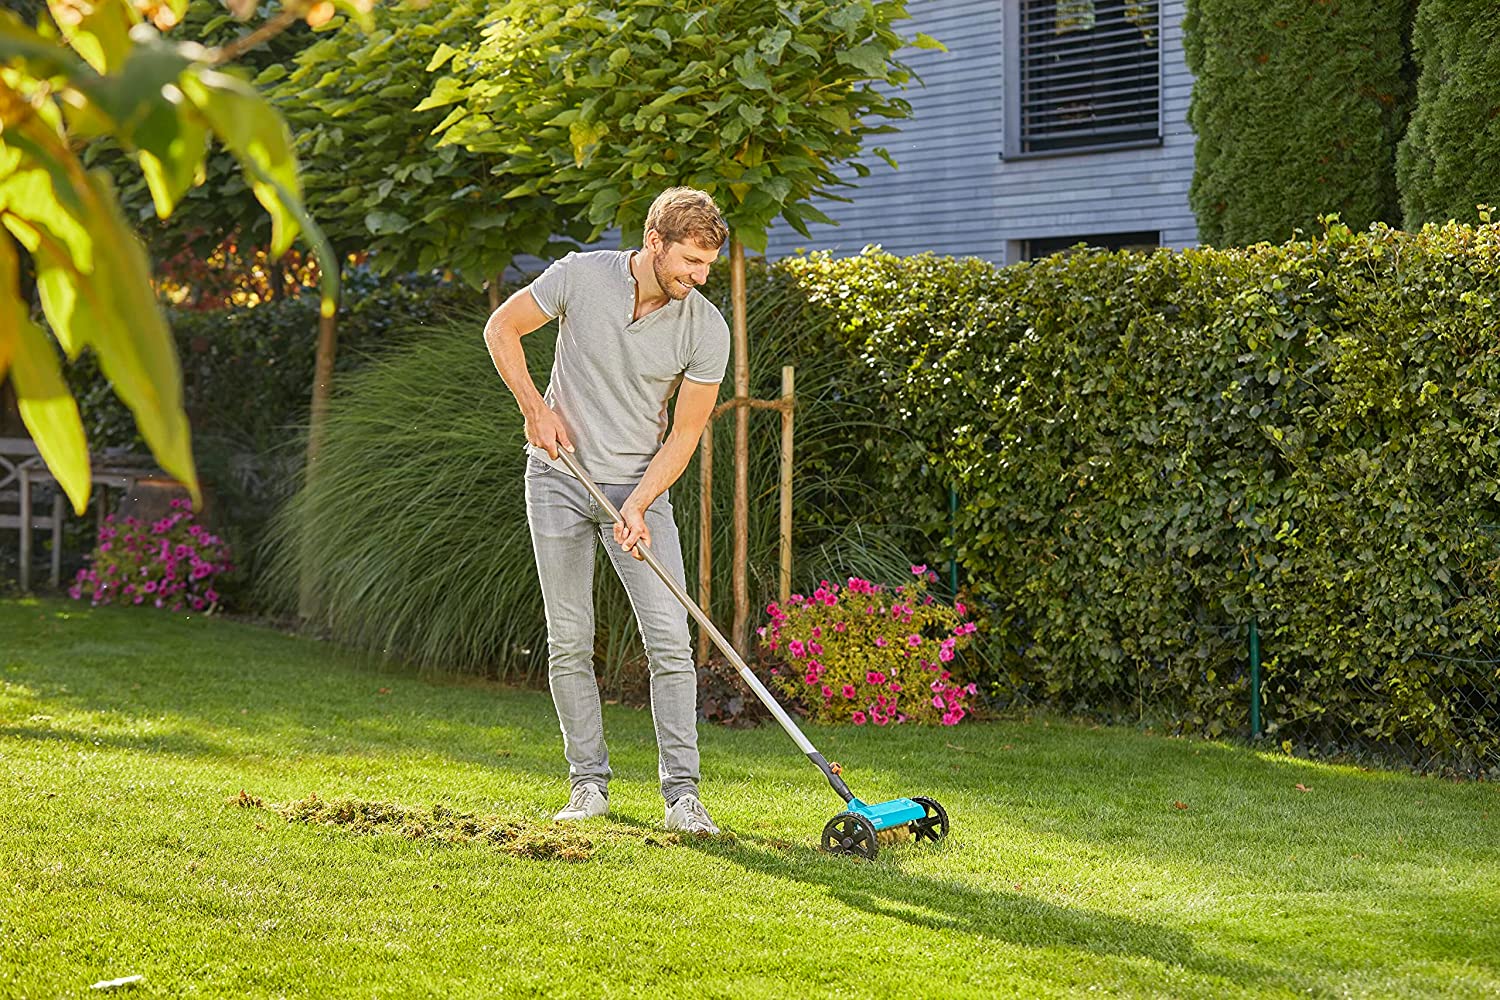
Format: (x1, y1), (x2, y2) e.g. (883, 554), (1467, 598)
(265, 0), (585, 287)
(0, 0), (358, 511)
(1183, 0), (1416, 247)
(1396, 0), (1500, 228)
(424, 0), (941, 252)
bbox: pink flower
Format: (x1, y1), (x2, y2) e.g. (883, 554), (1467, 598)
(866, 671), (886, 685)
(874, 636), (888, 648)
(851, 711), (868, 725)
(939, 645), (955, 663)
(955, 602), (967, 617)
(931, 695), (944, 708)
(911, 564), (927, 576)
(907, 634), (921, 648)
(804, 672), (818, 685)
(811, 626), (822, 638)
(833, 622), (847, 633)
(842, 685), (856, 699)
(889, 682), (903, 693)
(808, 641), (823, 656)
(788, 639), (806, 658)
(873, 713), (889, 726)
(821, 685), (833, 698)
(757, 626), (766, 638)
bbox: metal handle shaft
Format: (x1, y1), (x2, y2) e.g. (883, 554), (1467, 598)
(555, 448), (820, 758)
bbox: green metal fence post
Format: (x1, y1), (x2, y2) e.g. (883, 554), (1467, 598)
(1249, 618), (1261, 738)
(1248, 500), (1262, 739)
(948, 485), (959, 599)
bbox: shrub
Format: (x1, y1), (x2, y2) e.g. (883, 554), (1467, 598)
(761, 565), (977, 726)
(783, 222), (1500, 770)
(69, 499), (233, 612)
(1183, 0), (1415, 246)
(1397, 0), (1500, 227)
(65, 273), (482, 607)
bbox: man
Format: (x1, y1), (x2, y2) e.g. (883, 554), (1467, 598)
(482, 188), (730, 834)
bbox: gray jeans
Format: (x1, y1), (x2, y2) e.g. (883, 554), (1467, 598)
(524, 457), (699, 804)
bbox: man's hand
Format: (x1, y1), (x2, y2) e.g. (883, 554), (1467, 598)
(614, 501), (651, 561)
(525, 404), (574, 460)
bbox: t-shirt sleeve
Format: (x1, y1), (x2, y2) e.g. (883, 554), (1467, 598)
(685, 311), (731, 384)
(527, 252), (575, 319)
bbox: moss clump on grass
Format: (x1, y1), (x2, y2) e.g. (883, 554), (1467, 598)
(261, 793), (597, 861)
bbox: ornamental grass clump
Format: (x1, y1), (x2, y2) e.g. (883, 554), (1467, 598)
(68, 500), (232, 612)
(761, 565), (978, 726)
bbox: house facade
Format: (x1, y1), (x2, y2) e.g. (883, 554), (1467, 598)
(763, 0), (1198, 264)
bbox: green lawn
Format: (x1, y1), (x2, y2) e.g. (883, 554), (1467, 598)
(2, 599), (1496, 998)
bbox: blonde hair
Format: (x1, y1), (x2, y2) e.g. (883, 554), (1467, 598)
(643, 187), (728, 249)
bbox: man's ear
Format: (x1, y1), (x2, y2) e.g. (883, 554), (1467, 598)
(644, 227), (662, 254)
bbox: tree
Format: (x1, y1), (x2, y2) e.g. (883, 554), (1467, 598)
(0, 0), (357, 513)
(1184, 0), (1416, 246)
(265, 0), (586, 307)
(426, 0), (937, 651)
(1396, 0), (1500, 227)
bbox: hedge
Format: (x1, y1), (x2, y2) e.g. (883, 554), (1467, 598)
(1183, 0), (1415, 247)
(1397, 0), (1500, 228)
(784, 221), (1500, 771)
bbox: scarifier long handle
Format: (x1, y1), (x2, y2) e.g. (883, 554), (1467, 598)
(555, 448), (853, 803)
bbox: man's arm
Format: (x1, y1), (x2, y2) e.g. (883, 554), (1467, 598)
(483, 288), (573, 458)
(613, 378), (720, 558)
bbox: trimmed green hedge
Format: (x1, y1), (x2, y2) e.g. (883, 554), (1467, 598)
(784, 221), (1500, 769)
(1183, 0), (1415, 246)
(1397, 0), (1500, 227)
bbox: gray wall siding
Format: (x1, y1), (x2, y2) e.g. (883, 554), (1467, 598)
(762, 0), (1198, 263)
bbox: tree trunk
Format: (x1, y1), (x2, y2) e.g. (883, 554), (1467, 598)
(488, 274), (502, 312)
(299, 271), (340, 620)
(730, 238), (749, 656)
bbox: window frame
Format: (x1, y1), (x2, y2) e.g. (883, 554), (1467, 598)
(1002, 0), (1165, 161)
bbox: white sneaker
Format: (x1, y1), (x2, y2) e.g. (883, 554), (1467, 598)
(553, 783), (608, 822)
(664, 793), (720, 835)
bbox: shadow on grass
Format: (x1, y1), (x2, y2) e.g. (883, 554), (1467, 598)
(0, 602), (564, 780)
(658, 822), (1287, 991)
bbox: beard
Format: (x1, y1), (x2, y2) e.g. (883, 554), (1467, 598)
(652, 255), (695, 300)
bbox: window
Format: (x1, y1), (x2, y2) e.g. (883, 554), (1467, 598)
(1021, 230), (1160, 260)
(1007, 0), (1161, 156)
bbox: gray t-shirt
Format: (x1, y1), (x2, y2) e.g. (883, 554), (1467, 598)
(525, 249), (731, 484)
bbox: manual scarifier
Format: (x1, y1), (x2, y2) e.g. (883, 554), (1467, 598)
(559, 449), (950, 860)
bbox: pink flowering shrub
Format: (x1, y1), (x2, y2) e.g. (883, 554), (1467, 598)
(759, 564), (979, 726)
(68, 499), (233, 613)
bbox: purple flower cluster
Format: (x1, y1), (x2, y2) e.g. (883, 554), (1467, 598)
(68, 499), (233, 612)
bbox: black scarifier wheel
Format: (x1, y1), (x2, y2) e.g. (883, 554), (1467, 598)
(822, 811), (879, 860)
(910, 796), (949, 844)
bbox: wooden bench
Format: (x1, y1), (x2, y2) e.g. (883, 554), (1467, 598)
(1, 437), (64, 590)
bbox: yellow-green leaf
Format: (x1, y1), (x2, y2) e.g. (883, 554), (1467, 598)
(0, 234), (89, 513)
(179, 68), (302, 258)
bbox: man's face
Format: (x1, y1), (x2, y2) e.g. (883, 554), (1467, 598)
(650, 234), (721, 300)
